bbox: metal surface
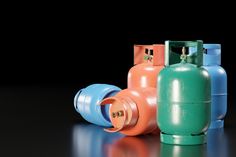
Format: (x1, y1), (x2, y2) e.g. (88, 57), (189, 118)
(74, 84), (121, 126)
(101, 88), (158, 136)
(203, 44), (227, 129)
(157, 41), (211, 145)
(128, 44), (164, 88)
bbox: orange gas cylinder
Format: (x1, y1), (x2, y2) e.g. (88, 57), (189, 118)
(100, 88), (158, 136)
(128, 44), (164, 88)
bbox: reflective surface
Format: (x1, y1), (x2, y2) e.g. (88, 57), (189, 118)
(72, 124), (124, 157)
(72, 123), (232, 157)
(72, 123), (160, 157)
(0, 87), (235, 157)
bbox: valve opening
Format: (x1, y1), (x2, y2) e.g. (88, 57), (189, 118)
(101, 90), (120, 122)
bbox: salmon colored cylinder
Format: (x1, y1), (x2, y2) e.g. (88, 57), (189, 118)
(100, 88), (158, 136)
(127, 44), (165, 88)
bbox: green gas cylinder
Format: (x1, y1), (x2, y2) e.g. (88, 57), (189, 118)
(157, 41), (211, 145)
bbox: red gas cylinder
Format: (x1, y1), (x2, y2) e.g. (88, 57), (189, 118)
(100, 88), (158, 136)
(128, 44), (165, 88)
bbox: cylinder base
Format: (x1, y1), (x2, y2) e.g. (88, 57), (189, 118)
(160, 132), (207, 145)
(209, 120), (224, 129)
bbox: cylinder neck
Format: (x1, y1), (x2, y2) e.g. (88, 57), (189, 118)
(203, 44), (221, 66)
(100, 96), (139, 133)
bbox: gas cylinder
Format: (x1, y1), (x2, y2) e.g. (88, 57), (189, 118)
(157, 40), (211, 145)
(202, 44), (227, 129)
(74, 84), (121, 127)
(128, 44), (164, 88)
(100, 88), (158, 136)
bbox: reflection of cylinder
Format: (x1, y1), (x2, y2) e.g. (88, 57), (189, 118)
(160, 143), (205, 157)
(207, 128), (228, 157)
(72, 124), (123, 157)
(74, 84), (121, 126)
(108, 135), (160, 157)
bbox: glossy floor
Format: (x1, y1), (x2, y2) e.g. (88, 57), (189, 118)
(72, 123), (232, 157)
(0, 86), (235, 157)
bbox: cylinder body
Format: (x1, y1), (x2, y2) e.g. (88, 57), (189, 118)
(74, 84), (121, 126)
(203, 44), (227, 129)
(158, 63), (211, 145)
(128, 63), (164, 88)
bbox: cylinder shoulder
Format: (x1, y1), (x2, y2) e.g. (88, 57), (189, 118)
(159, 63), (210, 79)
(203, 65), (227, 77)
(129, 63), (164, 72)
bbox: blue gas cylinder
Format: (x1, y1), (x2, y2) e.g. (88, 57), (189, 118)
(74, 84), (121, 127)
(203, 44), (227, 129)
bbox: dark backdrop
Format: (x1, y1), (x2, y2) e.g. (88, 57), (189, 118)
(1, 5), (236, 157)
(3, 11), (235, 118)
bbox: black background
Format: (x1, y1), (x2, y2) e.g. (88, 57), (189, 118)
(1, 3), (236, 157)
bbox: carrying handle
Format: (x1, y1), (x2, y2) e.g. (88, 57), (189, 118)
(165, 40), (203, 66)
(134, 44), (164, 66)
(203, 44), (221, 65)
